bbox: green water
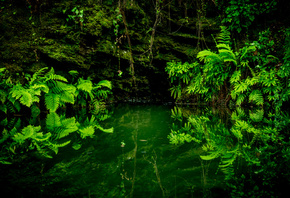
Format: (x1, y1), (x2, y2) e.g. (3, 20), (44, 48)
(0, 104), (239, 197)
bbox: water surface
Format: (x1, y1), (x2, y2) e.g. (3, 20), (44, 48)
(0, 104), (226, 197)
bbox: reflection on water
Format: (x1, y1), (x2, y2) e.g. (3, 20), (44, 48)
(3, 104), (289, 197)
(0, 104), (227, 197)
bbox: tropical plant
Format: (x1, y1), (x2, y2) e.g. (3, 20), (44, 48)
(220, 0), (277, 34)
(166, 26), (290, 109)
(168, 105), (289, 196)
(0, 67), (112, 114)
(0, 109), (114, 164)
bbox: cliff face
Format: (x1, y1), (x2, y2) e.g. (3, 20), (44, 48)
(0, 0), (286, 102)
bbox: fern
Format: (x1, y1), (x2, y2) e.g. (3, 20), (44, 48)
(230, 70), (241, 84)
(250, 109), (264, 122)
(235, 93), (246, 105)
(76, 78), (94, 100)
(95, 80), (112, 90)
(219, 146), (239, 169)
(44, 67), (68, 82)
(169, 85), (182, 99)
(216, 26), (231, 45)
(68, 70), (79, 77)
(171, 106), (183, 121)
(96, 125), (114, 133)
(78, 126), (95, 139)
(9, 84), (35, 107)
(197, 50), (222, 64)
(249, 90), (264, 105)
(200, 145), (224, 160)
(13, 125), (43, 144)
(45, 93), (60, 112)
(46, 112), (62, 130)
(29, 67), (49, 84)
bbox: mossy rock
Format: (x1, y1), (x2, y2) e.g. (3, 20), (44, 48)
(39, 42), (89, 69)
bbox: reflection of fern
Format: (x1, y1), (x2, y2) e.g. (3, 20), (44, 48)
(46, 112), (78, 141)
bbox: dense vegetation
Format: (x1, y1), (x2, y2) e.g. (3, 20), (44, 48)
(1, 0), (290, 197)
(1, 0), (289, 101)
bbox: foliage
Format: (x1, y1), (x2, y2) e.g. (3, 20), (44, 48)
(0, 67), (112, 114)
(166, 26), (290, 109)
(0, 110), (113, 164)
(168, 105), (290, 196)
(63, 6), (84, 29)
(220, 0), (277, 33)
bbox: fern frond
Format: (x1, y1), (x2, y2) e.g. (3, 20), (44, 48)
(250, 109), (264, 122)
(47, 80), (62, 94)
(30, 83), (49, 94)
(0, 89), (7, 104)
(249, 90), (264, 105)
(217, 44), (237, 65)
(0, 105), (7, 114)
(240, 46), (256, 61)
(45, 67), (68, 82)
(197, 50), (222, 64)
(216, 26), (231, 45)
(6, 101), (16, 113)
(46, 112), (61, 130)
(230, 70), (241, 84)
(94, 80), (112, 90)
(93, 89), (110, 99)
(219, 147), (238, 169)
(0, 67), (6, 73)
(13, 125), (41, 144)
(78, 126), (95, 139)
(234, 81), (249, 94)
(96, 125), (114, 133)
(60, 91), (75, 104)
(9, 84), (34, 107)
(68, 70), (79, 77)
(30, 67), (48, 84)
(45, 93), (60, 112)
(55, 140), (71, 148)
(76, 78), (93, 100)
(236, 94), (246, 105)
(231, 128), (243, 139)
(34, 132), (52, 142)
(169, 85), (182, 99)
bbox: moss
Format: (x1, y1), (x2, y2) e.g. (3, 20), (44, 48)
(38, 42), (89, 69)
(84, 5), (114, 37)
